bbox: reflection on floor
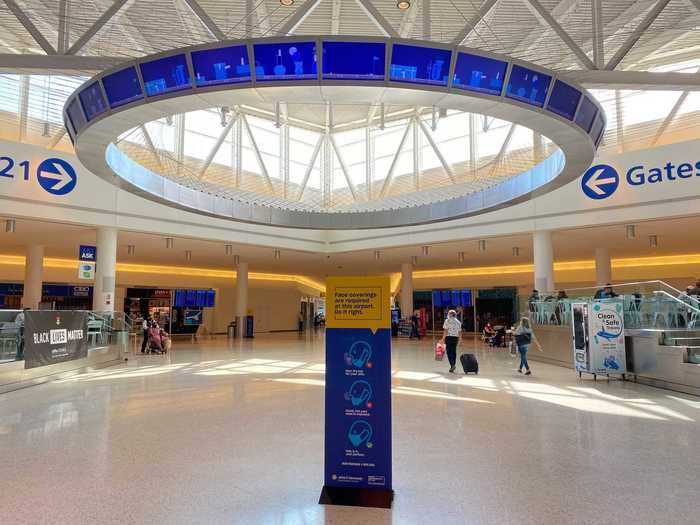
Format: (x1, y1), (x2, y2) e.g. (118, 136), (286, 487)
(1, 333), (698, 525)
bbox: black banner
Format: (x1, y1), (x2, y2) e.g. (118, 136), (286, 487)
(24, 311), (88, 370)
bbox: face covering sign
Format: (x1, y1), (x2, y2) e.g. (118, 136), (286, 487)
(23, 311), (89, 369)
(588, 301), (626, 374)
(320, 276), (393, 509)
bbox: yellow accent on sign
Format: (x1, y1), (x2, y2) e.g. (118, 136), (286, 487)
(326, 276), (391, 333)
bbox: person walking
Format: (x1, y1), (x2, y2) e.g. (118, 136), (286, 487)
(140, 317), (150, 353)
(514, 317), (542, 375)
(441, 309), (463, 374)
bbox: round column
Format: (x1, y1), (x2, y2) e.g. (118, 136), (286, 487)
(23, 245), (44, 309)
(533, 231), (555, 292)
(92, 227), (117, 312)
(235, 262), (249, 338)
(594, 247), (612, 285)
(400, 263), (413, 319)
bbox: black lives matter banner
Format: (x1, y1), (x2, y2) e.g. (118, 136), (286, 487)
(24, 311), (88, 369)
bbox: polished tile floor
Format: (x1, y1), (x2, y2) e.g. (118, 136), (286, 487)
(1, 333), (698, 525)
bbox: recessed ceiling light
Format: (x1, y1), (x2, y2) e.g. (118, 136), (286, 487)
(397, 1), (411, 10)
(280, 0), (294, 6)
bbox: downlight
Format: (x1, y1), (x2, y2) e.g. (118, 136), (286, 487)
(397, 1), (411, 10)
(280, 0), (295, 6)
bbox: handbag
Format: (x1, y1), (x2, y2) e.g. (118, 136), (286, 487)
(435, 342), (445, 361)
(515, 332), (531, 345)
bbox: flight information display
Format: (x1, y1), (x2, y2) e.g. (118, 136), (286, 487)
(66, 98), (86, 133)
(546, 80), (581, 121)
(253, 41), (317, 81)
(452, 52), (507, 95)
(390, 44), (451, 86)
(139, 54), (192, 96)
(78, 81), (108, 121)
(192, 45), (252, 86)
(505, 64), (552, 107)
(574, 95), (597, 132)
(322, 41), (385, 80)
(102, 66), (143, 108)
(590, 113), (605, 145)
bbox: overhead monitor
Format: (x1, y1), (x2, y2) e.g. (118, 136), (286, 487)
(574, 95), (597, 133)
(390, 44), (451, 86)
(452, 52), (507, 95)
(139, 54), (192, 96)
(102, 66), (143, 109)
(590, 113), (605, 145)
(253, 41), (317, 81)
(322, 41), (385, 80)
(191, 45), (252, 87)
(66, 98), (86, 133)
(78, 81), (108, 121)
(505, 64), (552, 107)
(546, 80), (581, 121)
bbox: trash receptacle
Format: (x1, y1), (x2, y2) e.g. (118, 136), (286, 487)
(227, 321), (237, 339)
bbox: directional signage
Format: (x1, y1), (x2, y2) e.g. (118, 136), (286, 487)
(581, 164), (619, 200)
(36, 158), (77, 195)
(79, 245), (97, 262)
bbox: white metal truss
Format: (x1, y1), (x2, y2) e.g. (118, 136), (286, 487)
(181, 0), (226, 40)
(66, 0), (133, 55)
(3, 0), (57, 55)
(278, 0), (324, 35)
(199, 113), (238, 177)
(241, 113), (274, 192)
(451, 0), (499, 45)
(354, 0), (399, 38)
(379, 118), (413, 198)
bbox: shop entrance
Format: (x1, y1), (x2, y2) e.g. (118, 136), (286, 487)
(474, 288), (517, 331)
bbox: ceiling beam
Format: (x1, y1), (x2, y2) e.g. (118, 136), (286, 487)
(605, 0), (672, 70)
(3, 0), (57, 55)
(398, 0), (420, 37)
(524, 0), (596, 70)
(415, 116), (457, 184)
(278, 0), (324, 35)
(354, 0), (399, 38)
(181, 0), (226, 40)
(297, 135), (324, 201)
(331, 0), (341, 34)
(199, 113), (238, 178)
(379, 119), (413, 198)
(563, 69), (700, 90)
(0, 53), (126, 73)
(451, 0), (499, 45)
(240, 113), (274, 192)
(46, 128), (66, 149)
(329, 134), (359, 201)
(66, 0), (132, 55)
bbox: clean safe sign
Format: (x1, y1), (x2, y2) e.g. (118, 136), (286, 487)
(587, 300), (626, 374)
(321, 276), (393, 507)
(24, 311), (88, 369)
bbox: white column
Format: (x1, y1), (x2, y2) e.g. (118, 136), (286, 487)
(23, 245), (44, 309)
(533, 231), (555, 292)
(400, 263), (413, 319)
(594, 247), (612, 286)
(92, 227), (117, 312)
(235, 262), (249, 336)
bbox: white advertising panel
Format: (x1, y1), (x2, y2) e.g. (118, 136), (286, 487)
(586, 300), (626, 375)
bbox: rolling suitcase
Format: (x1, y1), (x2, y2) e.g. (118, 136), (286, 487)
(460, 353), (479, 374)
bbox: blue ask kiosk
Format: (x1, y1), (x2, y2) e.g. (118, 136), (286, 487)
(319, 276), (393, 509)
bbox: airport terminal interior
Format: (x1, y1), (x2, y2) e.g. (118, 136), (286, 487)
(1, 0), (700, 523)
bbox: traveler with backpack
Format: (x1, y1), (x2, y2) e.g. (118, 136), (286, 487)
(441, 309), (462, 373)
(514, 317), (542, 375)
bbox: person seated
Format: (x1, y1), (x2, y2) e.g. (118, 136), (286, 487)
(159, 328), (171, 353)
(147, 322), (164, 354)
(490, 326), (506, 347)
(482, 322), (496, 342)
(594, 283), (618, 299)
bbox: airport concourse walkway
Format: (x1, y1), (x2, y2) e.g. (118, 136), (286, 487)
(1, 334), (698, 525)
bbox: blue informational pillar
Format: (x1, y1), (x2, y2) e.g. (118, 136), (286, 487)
(319, 276), (393, 509)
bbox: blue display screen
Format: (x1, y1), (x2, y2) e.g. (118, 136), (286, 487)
(546, 80), (581, 120)
(78, 81), (108, 121)
(441, 290), (451, 306)
(591, 113), (605, 145)
(322, 41), (385, 80)
(253, 41), (317, 81)
(432, 290), (442, 307)
(192, 45), (251, 86)
(574, 95), (597, 133)
(66, 98), (86, 133)
(505, 64), (552, 107)
(390, 44), (451, 86)
(139, 54), (192, 96)
(102, 66), (143, 108)
(461, 289), (472, 307)
(452, 52), (507, 95)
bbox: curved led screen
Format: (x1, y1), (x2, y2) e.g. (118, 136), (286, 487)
(591, 113), (606, 145)
(253, 41), (317, 81)
(78, 81), (108, 121)
(102, 66), (143, 109)
(574, 95), (597, 133)
(546, 80), (581, 121)
(452, 52), (507, 95)
(139, 54), (192, 96)
(390, 44), (451, 86)
(192, 45), (251, 86)
(322, 41), (385, 81)
(506, 64), (552, 107)
(66, 98), (86, 133)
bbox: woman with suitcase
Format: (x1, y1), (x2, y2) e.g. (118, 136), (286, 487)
(514, 317), (542, 375)
(441, 309), (463, 373)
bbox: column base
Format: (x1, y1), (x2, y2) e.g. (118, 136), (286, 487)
(318, 485), (394, 509)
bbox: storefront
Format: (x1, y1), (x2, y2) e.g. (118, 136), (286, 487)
(0, 283), (93, 310)
(125, 287), (215, 335)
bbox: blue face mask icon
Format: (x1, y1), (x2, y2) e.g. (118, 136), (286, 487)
(348, 420), (372, 448)
(345, 380), (372, 407)
(345, 341), (372, 368)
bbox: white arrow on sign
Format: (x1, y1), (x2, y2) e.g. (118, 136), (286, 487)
(585, 167), (617, 196)
(40, 163), (73, 191)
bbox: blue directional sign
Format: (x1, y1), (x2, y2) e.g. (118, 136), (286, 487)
(79, 245), (97, 262)
(36, 158), (77, 195)
(582, 164), (619, 199)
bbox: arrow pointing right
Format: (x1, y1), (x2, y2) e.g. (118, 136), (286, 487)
(40, 163), (73, 191)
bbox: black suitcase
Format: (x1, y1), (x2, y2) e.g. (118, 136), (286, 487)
(460, 353), (479, 374)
